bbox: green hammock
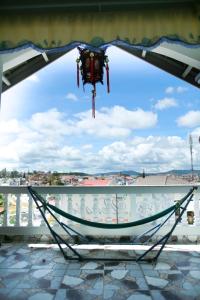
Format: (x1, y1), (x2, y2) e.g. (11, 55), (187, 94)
(29, 187), (192, 229)
(47, 202), (176, 229)
(28, 186), (196, 262)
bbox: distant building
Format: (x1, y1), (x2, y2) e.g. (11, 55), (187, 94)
(80, 178), (112, 186)
(133, 174), (195, 185)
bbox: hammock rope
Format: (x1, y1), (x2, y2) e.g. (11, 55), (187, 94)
(29, 187), (195, 229)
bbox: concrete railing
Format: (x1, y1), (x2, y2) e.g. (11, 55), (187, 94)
(0, 185), (199, 239)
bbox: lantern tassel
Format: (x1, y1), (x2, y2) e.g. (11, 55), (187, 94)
(77, 61), (80, 88)
(92, 85), (96, 118)
(106, 63), (110, 93)
(90, 57), (94, 83)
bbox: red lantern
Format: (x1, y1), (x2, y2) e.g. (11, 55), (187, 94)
(76, 47), (110, 118)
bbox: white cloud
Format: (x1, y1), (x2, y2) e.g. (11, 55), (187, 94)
(177, 86), (188, 93)
(177, 111), (200, 128)
(21, 106), (155, 140)
(1, 84), (30, 120)
(0, 119), (21, 135)
(66, 93), (78, 101)
(98, 135), (193, 173)
(165, 87), (174, 94)
(0, 107), (196, 173)
(0, 114), (82, 171)
(82, 144), (93, 150)
(0, 106), (158, 172)
(75, 106), (157, 138)
(27, 74), (39, 82)
(154, 98), (178, 110)
(192, 127), (200, 137)
(165, 86), (188, 94)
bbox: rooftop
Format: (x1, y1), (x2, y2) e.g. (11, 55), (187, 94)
(133, 175), (196, 186)
(80, 179), (112, 186)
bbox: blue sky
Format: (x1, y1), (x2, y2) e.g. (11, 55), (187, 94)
(1, 46), (200, 173)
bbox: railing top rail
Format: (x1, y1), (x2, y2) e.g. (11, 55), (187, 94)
(0, 184), (198, 195)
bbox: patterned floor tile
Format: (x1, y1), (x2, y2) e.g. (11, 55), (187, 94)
(151, 289), (198, 300)
(104, 269), (148, 291)
(55, 288), (103, 300)
(60, 269), (104, 291)
(0, 243), (199, 300)
(103, 289), (152, 300)
(0, 268), (29, 289)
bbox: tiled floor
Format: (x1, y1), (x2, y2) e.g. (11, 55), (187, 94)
(0, 243), (200, 299)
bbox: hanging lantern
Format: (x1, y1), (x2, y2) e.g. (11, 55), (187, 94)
(76, 47), (110, 118)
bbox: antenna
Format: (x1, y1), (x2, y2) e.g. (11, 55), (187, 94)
(189, 134), (194, 180)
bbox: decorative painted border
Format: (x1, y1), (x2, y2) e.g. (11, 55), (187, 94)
(0, 37), (200, 55)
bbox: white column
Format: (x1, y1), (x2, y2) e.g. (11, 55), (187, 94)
(28, 195), (33, 227)
(80, 194), (85, 219)
(67, 194), (73, 225)
(92, 194), (99, 221)
(118, 194), (128, 222)
(15, 194), (21, 226)
(54, 195), (61, 226)
(3, 194), (9, 226)
(104, 194), (112, 223)
(131, 193), (137, 221)
(194, 193), (200, 226)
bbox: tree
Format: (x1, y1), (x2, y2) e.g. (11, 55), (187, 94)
(0, 168), (7, 178)
(0, 194), (4, 207)
(48, 174), (64, 186)
(10, 170), (20, 178)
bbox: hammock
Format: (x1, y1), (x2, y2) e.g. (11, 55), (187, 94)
(29, 187), (194, 229)
(28, 186), (197, 262)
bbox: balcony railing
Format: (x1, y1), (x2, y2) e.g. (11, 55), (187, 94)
(0, 185), (199, 239)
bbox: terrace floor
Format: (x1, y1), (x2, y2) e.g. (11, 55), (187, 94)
(0, 243), (200, 300)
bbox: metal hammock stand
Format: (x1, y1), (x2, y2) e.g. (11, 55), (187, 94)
(28, 186), (197, 263)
